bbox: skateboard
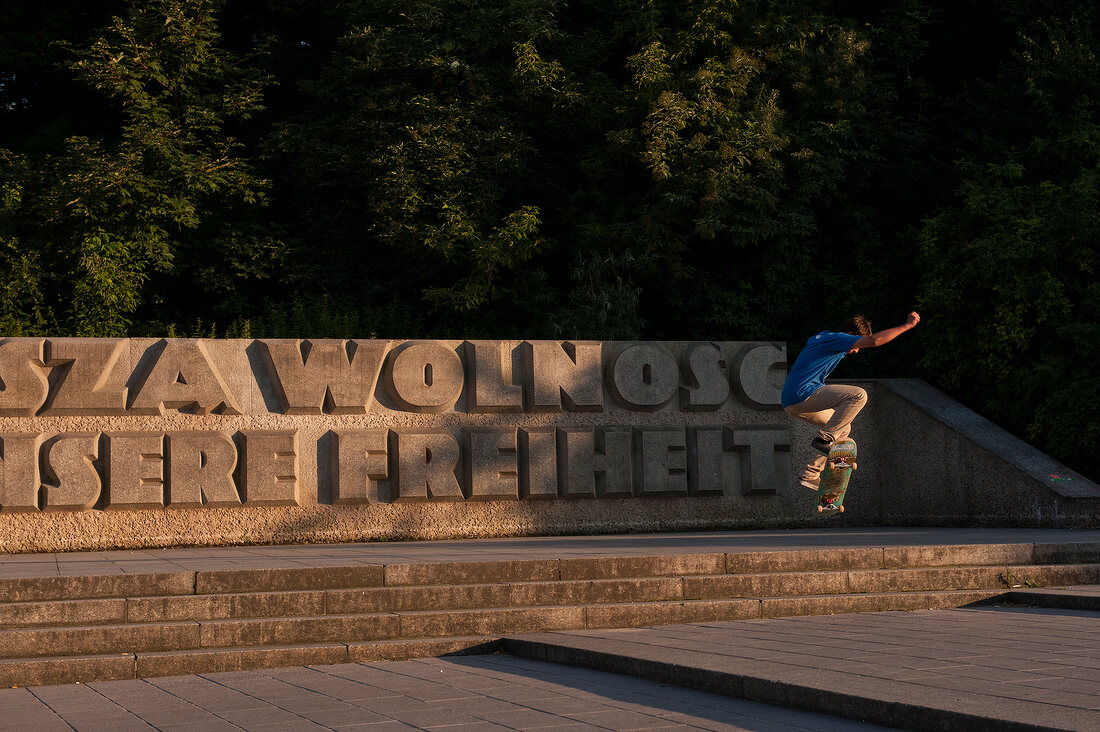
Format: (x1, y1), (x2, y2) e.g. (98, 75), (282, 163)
(815, 438), (857, 515)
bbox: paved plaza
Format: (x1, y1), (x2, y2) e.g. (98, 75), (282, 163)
(2, 651), (891, 731)
(1, 528), (1097, 730)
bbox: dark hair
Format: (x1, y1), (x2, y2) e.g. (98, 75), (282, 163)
(839, 314), (872, 336)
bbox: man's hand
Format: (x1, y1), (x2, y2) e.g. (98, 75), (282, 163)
(854, 312), (922, 350)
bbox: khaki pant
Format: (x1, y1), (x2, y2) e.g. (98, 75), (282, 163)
(783, 384), (867, 485)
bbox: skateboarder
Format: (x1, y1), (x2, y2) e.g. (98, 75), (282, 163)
(782, 312), (921, 491)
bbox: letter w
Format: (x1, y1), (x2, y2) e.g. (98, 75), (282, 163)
(260, 340), (390, 414)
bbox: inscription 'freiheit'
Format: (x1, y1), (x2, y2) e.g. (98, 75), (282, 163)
(0, 426), (790, 511)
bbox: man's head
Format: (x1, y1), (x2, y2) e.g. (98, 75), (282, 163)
(839, 314), (872, 336)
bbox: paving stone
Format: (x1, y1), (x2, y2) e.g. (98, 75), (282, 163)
(475, 706), (577, 728)
(56, 719), (155, 732)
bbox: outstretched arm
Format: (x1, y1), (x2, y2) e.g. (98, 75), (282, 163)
(853, 312), (920, 349)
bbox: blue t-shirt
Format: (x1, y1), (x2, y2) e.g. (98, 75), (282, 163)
(780, 331), (862, 407)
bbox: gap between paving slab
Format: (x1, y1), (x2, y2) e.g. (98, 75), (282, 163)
(500, 597), (1100, 732)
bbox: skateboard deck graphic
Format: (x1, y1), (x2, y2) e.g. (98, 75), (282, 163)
(815, 438), (857, 515)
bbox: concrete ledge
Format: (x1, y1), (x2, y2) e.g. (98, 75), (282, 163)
(873, 379), (1100, 528)
(137, 643), (349, 677)
(0, 572), (195, 603)
(758, 589), (1004, 617)
(883, 543), (1035, 568)
(848, 566), (1007, 593)
(1034, 542), (1100, 564)
(684, 571), (849, 599)
(878, 379), (1100, 500)
(571, 577), (685, 605)
(126, 590), (326, 623)
(1003, 564), (1100, 588)
(197, 613), (402, 647)
(998, 586), (1100, 612)
(585, 599), (761, 628)
(346, 636), (501, 662)
(398, 606), (587, 638)
(0, 622), (200, 659)
(0, 653), (136, 688)
(383, 559), (560, 587)
(558, 554), (725, 580)
(500, 627), (1085, 732)
(0, 598), (127, 628)
(725, 547), (885, 573)
(196, 565), (384, 594)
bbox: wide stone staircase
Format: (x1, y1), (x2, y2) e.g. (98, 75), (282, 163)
(2, 540), (1098, 687)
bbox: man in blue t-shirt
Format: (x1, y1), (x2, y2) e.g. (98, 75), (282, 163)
(783, 312), (921, 491)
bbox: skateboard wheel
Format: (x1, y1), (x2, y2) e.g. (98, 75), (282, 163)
(816, 506), (823, 513)
(839, 506), (845, 513)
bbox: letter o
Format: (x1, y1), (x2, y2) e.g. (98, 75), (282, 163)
(608, 344), (678, 410)
(386, 342), (465, 412)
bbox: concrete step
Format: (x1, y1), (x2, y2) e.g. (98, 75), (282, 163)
(0, 588), (1013, 688)
(7, 541), (1099, 604)
(0, 583), (1020, 662)
(998, 585), (1100, 612)
(0, 637), (501, 688)
(3, 563), (1097, 631)
(2, 541), (1098, 687)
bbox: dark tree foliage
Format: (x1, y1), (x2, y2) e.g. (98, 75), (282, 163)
(0, 0), (1096, 477)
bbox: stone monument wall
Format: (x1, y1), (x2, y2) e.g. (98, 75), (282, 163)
(2, 339), (1096, 553)
(0, 338), (801, 552)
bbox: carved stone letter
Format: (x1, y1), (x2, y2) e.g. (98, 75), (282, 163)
(43, 433), (101, 511)
(637, 428), (688, 495)
(689, 428), (727, 495)
(465, 429), (519, 500)
(466, 341), (522, 413)
(608, 343), (678, 411)
(240, 430), (299, 505)
(392, 429), (463, 501)
(0, 432), (43, 511)
(520, 428), (558, 499)
(131, 340), (242, 415)
(732, 343), (786, 410)
(729, 427), (790, 495)
(679, 342), (729, 410)
(259, 339), (389, 414)
(43, 339), (128, 415)
(330, 429), (389, 504)
(558, 427), (632, 498)
(167, 432), (241, 508)
(385, 342), (465, 413)
(105, 433), (165, 510)
(0, 339), (47, 417)
(524, 341), (603, 413)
